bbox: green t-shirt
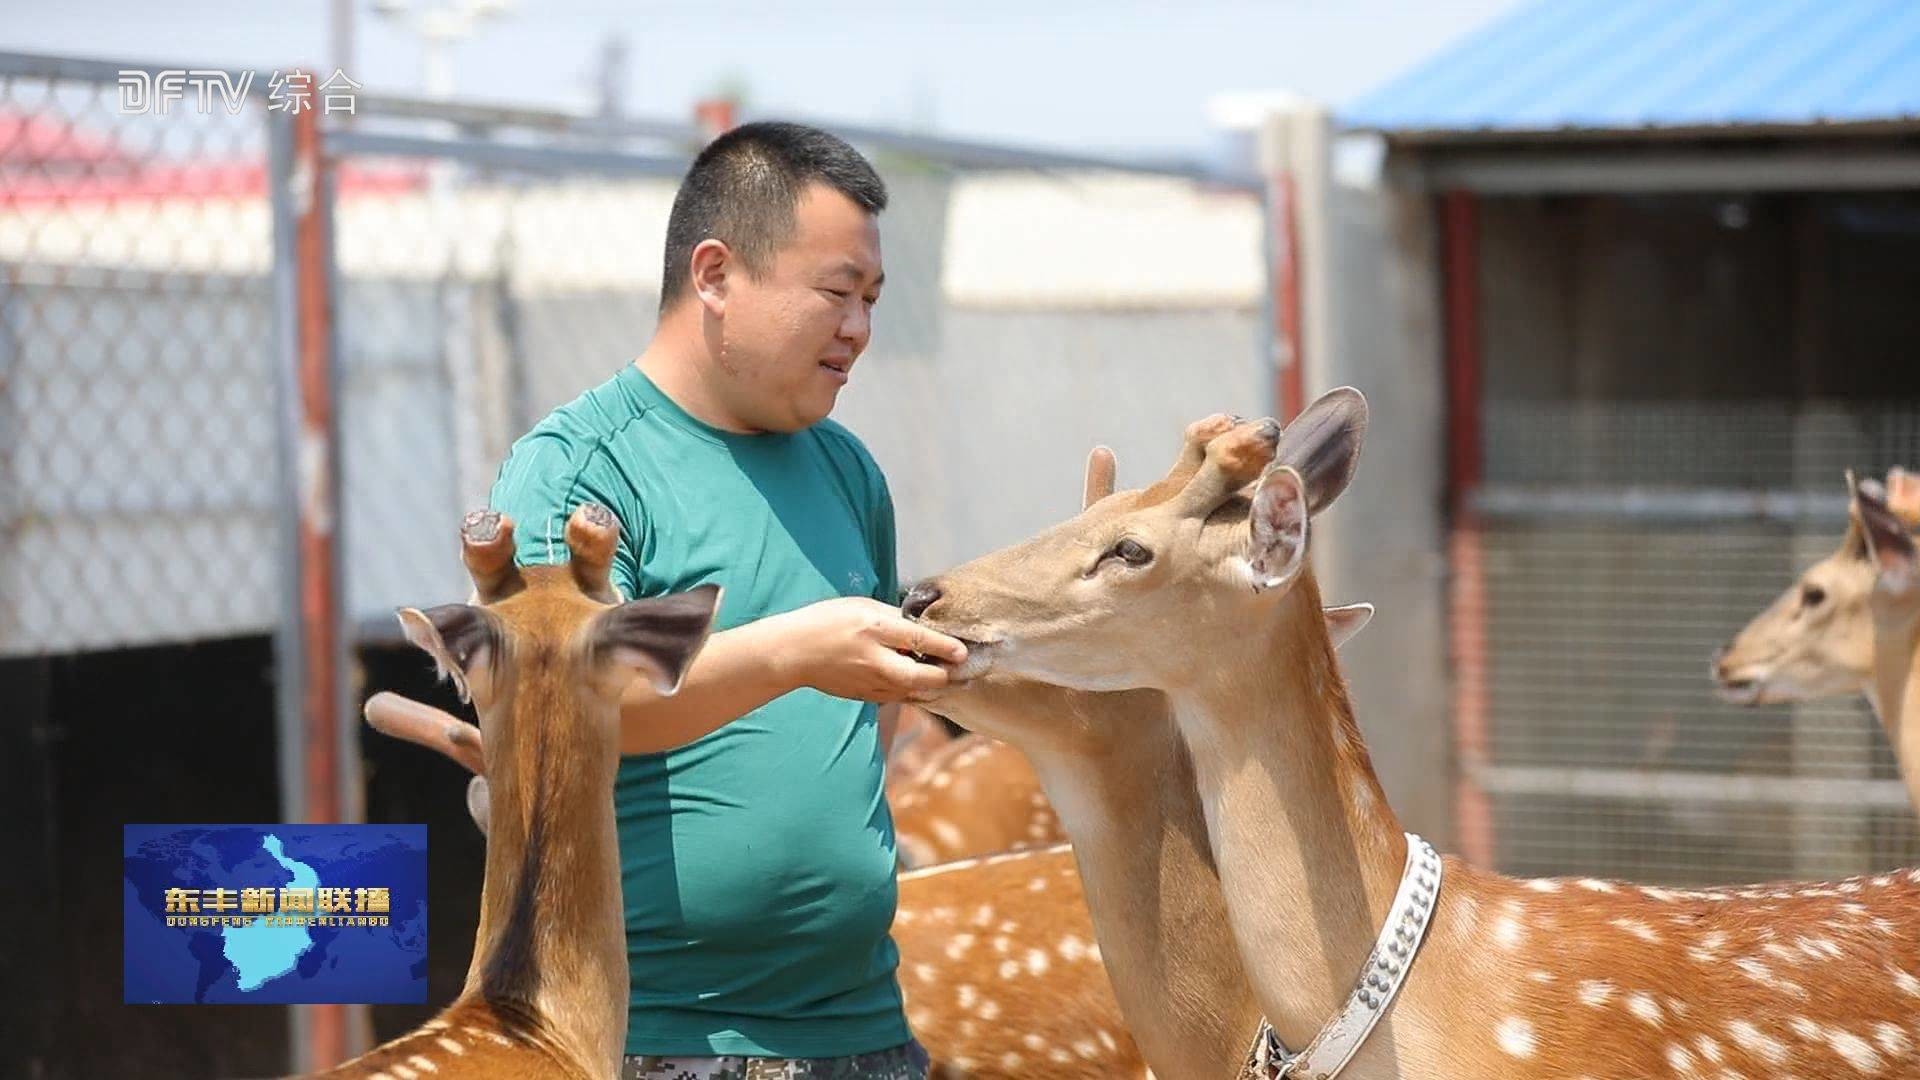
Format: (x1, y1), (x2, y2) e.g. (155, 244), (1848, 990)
(487, 364), (907, 1058)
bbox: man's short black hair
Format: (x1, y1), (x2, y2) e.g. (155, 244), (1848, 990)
(660, 121), (887, 313)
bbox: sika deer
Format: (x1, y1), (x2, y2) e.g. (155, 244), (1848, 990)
(912, 389), (1920, 1079)
(313, 506), (718, 1079)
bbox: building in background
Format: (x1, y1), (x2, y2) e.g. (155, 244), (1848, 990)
(1330, 0), (1920, 884)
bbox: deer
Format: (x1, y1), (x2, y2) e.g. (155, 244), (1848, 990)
(907, 386), (1920, 1079)
(363, 416), (1372, 1080)
(884, 705), (962, 793)
(309, 505), (720, 1079)
(890, 734), (1063, 868)
(1716, 467), (1920, 806)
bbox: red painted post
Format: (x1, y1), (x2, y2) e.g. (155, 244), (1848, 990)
(1268, 168), (1306, 422)
(694, 97), (738, 140)
(271, 89), (354, 1069)
(1440, 189), (1493, 869)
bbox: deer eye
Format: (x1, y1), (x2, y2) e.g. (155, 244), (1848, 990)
(1108, 539), (1153, 567)
(1802, 584), (1827, 608)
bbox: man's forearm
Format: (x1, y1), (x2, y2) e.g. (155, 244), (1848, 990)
(617, 615), (800, 755)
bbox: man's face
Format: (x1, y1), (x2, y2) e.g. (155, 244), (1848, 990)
(713, 182), (883, 432)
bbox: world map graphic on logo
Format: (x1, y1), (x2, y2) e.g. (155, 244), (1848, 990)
(123, 824), (428, 1005)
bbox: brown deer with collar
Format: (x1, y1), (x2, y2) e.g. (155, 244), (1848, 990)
(909, 388), (1920, 1079)
(308, 505), (719, 1079)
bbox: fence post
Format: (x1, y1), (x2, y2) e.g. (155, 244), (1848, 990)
(1439, 189), (1494, 869)
(268, 88), (366, 1070)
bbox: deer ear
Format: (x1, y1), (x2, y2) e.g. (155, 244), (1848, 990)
(1324, 602), (1375, 648)
(1249, 466), (1309, 592)
(397, 604), (495, 704)
(1276, 386), (1368, 515)
(1856, 479), (1918, 585)
(466, 776), (491, 837)
(586, 584), (723, 694)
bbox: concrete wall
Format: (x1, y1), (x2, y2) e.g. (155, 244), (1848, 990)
(1314, 183), (1454, 847)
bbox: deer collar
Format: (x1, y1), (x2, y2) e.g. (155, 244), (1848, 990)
(1241, 833), (1443, 1080)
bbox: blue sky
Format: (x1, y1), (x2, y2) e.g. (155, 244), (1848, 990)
(5, 1), (1523, 158)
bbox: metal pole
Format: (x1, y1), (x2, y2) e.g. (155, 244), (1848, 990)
(268, 89), (357, 1071)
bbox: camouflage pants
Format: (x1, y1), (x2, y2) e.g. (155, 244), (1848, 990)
(623, 1040), (929, 1080)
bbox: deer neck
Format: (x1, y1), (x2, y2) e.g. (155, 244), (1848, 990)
(1023, 698), (1263, 1080)
(1873, 608), (1920, 806)
(1165, 571), (1407, 1052)
(468, 673), (627, 1075)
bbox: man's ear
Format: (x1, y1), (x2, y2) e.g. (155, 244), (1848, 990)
(396, 604), (495, 704)
(586, 584), (724, 694)
(689, 238), (733, 316)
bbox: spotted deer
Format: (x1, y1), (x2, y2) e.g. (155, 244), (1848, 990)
(884, 705), (962, 796)
(901, 414), (1374, 1080)
(1717, 467), (1920, 805)
(313, 506), (720, 1079)
(364, 418), (1369, 1080)
(890, 735), (1063, 868)
(910, 388), (1920, 1079)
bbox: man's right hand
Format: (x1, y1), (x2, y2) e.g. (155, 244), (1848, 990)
(772, 597), (970, 704)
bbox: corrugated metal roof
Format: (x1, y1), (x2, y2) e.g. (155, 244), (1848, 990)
(1343, 0), (1920, 138)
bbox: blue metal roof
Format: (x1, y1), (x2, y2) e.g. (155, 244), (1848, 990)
(1343, 0), (1920, 137)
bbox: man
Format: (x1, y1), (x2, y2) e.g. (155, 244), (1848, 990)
(488, 122), (967, 1079)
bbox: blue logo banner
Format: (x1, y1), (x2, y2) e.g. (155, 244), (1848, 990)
(123, 824), (428, 1005)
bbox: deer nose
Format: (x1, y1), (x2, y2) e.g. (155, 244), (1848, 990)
(1710, 646), (1729, 679)
(901, 581), (943, 620)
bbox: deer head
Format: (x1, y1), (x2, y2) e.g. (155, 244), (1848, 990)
(1714, 468), (1920, 707)
(905, 389), (1367, 696)
(398, 505), (719, 757)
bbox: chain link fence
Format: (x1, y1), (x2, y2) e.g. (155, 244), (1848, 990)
(0, 57), (278, 655)
(1470, 398), (1920, 884)
(0, 62), (1274, 651)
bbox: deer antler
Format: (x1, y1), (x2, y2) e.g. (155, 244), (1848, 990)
(566, 503), (623, 604)
(1136, 412), (1241, 506)
(1886, 466), (1920, 530)
(461, 509), (525, 603)
(1172, 417), (1283, 515)
(1083, 446), (1118, 510)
